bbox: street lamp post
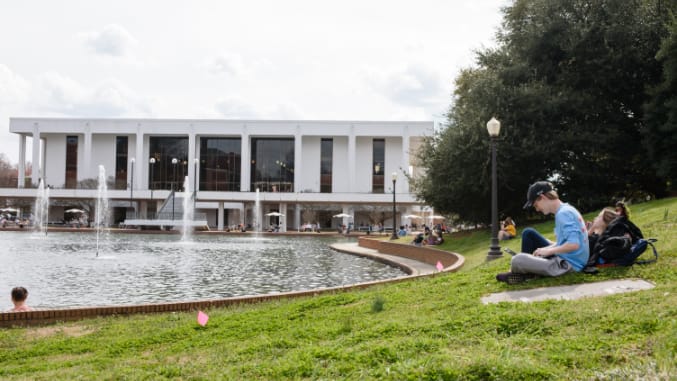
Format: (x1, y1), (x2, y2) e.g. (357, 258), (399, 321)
(486, 117), (502, 260)
(390, 172), (398, 240)
(193, 158), (198, 209)
(129, 158), (135, 217)
(149, 158), (156, 201)
(172, 158), (178, 221)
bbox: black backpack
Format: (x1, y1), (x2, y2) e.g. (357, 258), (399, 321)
(587, 216), (658, 267)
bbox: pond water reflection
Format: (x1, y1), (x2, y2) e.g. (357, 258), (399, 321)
(0, 232), (405, 309)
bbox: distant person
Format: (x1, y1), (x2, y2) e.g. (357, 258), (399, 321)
(615, 201), (631, 220)
(498, 217), (517, 240)
(10, 286), (32, 312)
(398, 225), (407, 237)
(412, 232), (424, 246)
(496, 181), (589, 284)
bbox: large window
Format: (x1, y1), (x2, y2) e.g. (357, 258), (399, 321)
(148, 137), (189, 191)
(199, 137), (241, 191)
(320, 138), (333, 193)
(115, 136), (128, 190)
(65, 136), (78, 189)
(372, 139), (385, 193)
(250, 138), (294, 192)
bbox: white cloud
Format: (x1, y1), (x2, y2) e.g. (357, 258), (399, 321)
(0, 64), (30, 104)
(81, 24), (138, 57)
(33, 72), (152, 117)
(205, 53), (245, 76)
(365, 63), (446, 107)
(214, 97), (304, 120)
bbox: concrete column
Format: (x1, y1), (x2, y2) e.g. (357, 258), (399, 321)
(31, 125), (40, 185)
(83, 127), (92, 180)
(348, 126), (356, 192)
(239, 203), (245, 226)
(279, 202), (287, 232)
(295, 203), (301, 231)
(402, 127), (410, 194)
(217, 201), (225, 231)
(294, 127), (302, 192)
(187, 130), (196, 190)
(18, 135), (26, 188)
(135, 131), (143, 191)
(240, 127), (250, 192)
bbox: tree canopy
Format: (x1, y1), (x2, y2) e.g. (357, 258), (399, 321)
(414, 0), (677, 224)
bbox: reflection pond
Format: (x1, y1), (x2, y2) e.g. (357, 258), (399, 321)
(0, 232), (406, 309)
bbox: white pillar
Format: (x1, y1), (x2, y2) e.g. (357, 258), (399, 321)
(240, 126), (250, 192)
(18, 135), (26, 188)
(402, 126), (410, 193)
(135, 131), (143, 191)
(218, 201), (225, 231)
(279, 202), (287, 232)
(188, 129), (196, 189)
(294, 126), (302, 192)
(348, 126), (356, 192)
(83, 126), (92, 180)
(239, 203), (245, 226)
(31, 125), (40, 185)
(295, 203), (301, 231)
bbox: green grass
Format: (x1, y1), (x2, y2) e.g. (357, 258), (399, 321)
(1, 198), (676, 380)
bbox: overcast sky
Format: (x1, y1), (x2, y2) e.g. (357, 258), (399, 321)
(0, 0), (509, 164)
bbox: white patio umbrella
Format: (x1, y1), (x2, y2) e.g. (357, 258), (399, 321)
(65, 208), (85, 214)
(265, 212), (285, 217)
(0, 207), (18, 213)
(403, 214), (423, 219)
(332, 213), (353, 218)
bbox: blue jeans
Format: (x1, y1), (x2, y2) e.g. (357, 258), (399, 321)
(520, 227), (551, 254)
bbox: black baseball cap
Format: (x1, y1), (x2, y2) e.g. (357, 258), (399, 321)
(523, 181), (554, 209)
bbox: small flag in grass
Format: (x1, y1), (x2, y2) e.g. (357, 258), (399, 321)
(197, 311), (209, 326)
(436, 261), (444, 271)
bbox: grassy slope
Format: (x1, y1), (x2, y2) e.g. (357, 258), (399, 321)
(0, 198), (675, 380)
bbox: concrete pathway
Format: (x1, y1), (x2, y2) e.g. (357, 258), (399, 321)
(330, 242), (438, 275)
(481, 279), (655, 304)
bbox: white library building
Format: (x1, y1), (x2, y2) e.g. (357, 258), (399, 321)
(6, 118), (432, 231)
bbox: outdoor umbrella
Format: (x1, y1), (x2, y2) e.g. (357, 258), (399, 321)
(265, 212), (285, 217)
(0, 208), (18, 213)
(403, 214), (422, 219)
(65, 208), (85, 214)
(332, 213), (353, 218)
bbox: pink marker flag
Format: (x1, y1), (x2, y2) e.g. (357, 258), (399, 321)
(436, 261), (444, 272)
(197, 311), (209, 326)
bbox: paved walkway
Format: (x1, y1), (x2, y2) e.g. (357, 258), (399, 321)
(330, 242), (438, 275)
(481, 279), (655, 304)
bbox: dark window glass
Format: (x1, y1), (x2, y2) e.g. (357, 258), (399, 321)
(148, 137), (189, 191)
(372, 139), (385, 193)
(115, 136), (128, 190)
(65, 136), (78, 189)
(199, 137), (241, 191)
(250, 138), (294, 192)
(320, 138), (332, 193)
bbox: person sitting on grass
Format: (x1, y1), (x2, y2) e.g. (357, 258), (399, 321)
(496, 181), (589, 285)
(9, 286), (32, 312)
(498, 216), (516, 240)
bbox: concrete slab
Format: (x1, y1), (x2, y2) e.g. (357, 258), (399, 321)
(330, 242), (438, 276)
(481, 279), (655, 304)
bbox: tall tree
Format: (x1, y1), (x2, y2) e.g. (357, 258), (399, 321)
(644, 15), (677, 191)
(414, 0), (675, 223)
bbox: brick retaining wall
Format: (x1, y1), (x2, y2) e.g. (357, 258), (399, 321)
(358, 237), (464, 269)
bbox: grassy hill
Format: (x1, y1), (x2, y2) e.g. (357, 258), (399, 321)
(1, 198), (675, 380)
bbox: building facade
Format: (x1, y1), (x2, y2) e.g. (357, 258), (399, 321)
(6, 118), (432, 231)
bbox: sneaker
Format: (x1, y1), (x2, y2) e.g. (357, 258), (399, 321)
(496, 272), (533, 285)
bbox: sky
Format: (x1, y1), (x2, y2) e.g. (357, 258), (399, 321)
(0, 0), (509, 164)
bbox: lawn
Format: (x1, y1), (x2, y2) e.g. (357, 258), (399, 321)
(0, 198), (675, 380)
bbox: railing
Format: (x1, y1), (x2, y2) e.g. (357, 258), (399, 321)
(125, 210), (207, 221)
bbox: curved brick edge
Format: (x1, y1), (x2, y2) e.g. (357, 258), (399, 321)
(0, 238), (464, 328)
(357, 237), (465, 272)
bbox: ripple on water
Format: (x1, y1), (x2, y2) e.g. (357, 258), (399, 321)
(0, 232), (405, 309)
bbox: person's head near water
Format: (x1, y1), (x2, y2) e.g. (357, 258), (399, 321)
(10, 286), (32, 312)
(523, 181), (560, 215)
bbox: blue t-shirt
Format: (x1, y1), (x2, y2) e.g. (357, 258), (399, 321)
(554, 203), (589, 271)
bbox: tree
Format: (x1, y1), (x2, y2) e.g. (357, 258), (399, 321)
(644, 15), (677, 191)
(414, 0), (675, 223)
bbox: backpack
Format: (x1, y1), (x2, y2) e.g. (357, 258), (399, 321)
(587, 216), (658, 267)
